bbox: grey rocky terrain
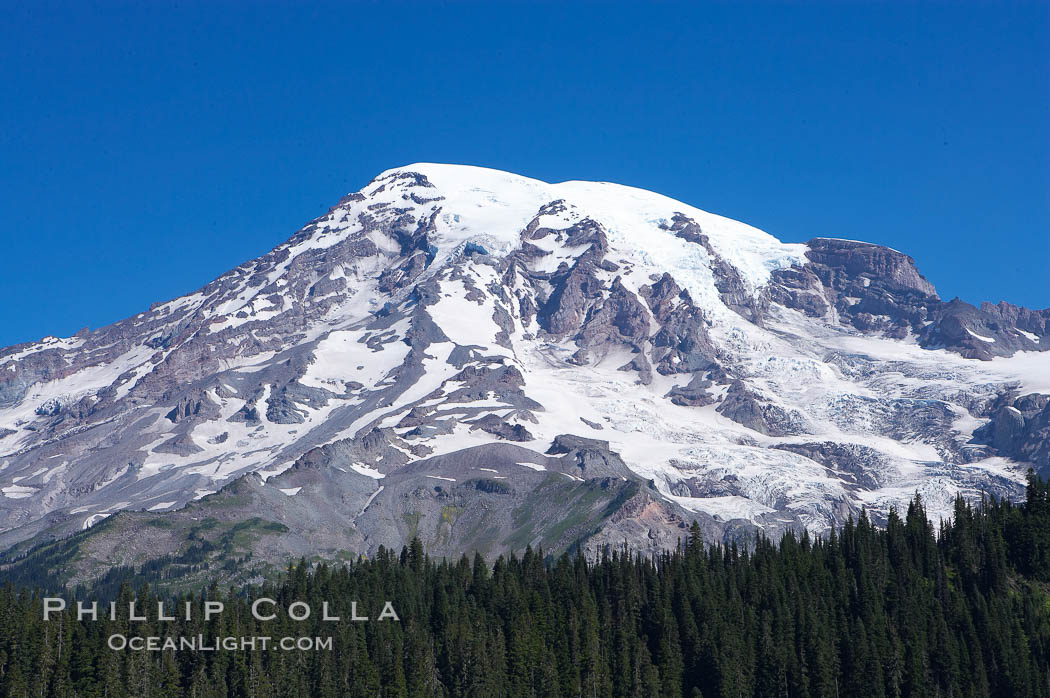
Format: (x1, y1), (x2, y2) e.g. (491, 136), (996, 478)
(1, 163), (1046, 586)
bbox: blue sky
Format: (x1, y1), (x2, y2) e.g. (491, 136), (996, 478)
(1, 1), (1047, 347)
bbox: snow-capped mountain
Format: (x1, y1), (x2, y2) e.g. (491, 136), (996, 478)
(1, 164), (1048, 577)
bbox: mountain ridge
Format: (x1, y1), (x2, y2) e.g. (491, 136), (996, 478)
(1, 163), (1048, 585)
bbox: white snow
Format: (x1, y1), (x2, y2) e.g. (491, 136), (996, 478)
(428, 277), (511, 352)
(359, 485), (384, 514)
(985, 351), (1050, 395)
(669, 494), (775, 523)
(349, 462), (385, 479)
(83, 513), (107, 529)
(966, 328), (996, 343)
(278, 487), (302, 497)
(300, 327), (410, 392)
(370, 164), (553, 259)
(372, 163), (807, 302)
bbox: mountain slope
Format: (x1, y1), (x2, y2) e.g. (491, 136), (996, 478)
(1, 164), (1048, 582)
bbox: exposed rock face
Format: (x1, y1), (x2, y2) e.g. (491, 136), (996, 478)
(165, 391), (221, 424)
(154, 433), (204, 457)
(769, 237), (938, 338)
(575, 278), (651, 358)
(546, 434), (635, 480)
(918, 300), (1050, 360)
(666, 373), (717, 407)
(806, 238), (937, 297)
(469, 414), (533, 441)
(773, 442), (887, 490)
(975, 394), (1050, 475)
(640, 273), (718, 376)
(0, 163), (1046, 584)
(767, 238), (1049, 357)
(716, 381), (809, 437)
(264, 382), (332, 425)
(535, 220), (610, 337)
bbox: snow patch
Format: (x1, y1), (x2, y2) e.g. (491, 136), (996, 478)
(349, 462), (385, 479)
(966, 328), (996, 343)
(1, 485), (35, 499)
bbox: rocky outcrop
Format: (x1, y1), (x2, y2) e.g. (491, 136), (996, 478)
(264, 381), (332, 425)
(773, 442), (886, 490)
(766, 238), (1049, 359)
(469, 414), (533, 442)
(546, 434), (635, 480)
(535, 219), (610, 337)
(974, 393), (1050, 474)
(805, 238), (937, 297)
(919, 299), (1050, 360)
(770, 237), (938, 338)
(577, 278), (650, 349)
(716, 381), (809, 436)
(154, 433), (204, 457)
(640, 273), (719, 375)
(165, 391), (221, 424)
(665, 373), (717, 407)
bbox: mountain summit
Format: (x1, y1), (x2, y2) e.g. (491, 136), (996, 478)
(1, 164), (1048, 584)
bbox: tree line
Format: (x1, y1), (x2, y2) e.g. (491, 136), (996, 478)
(0, 473), (1048, 696)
